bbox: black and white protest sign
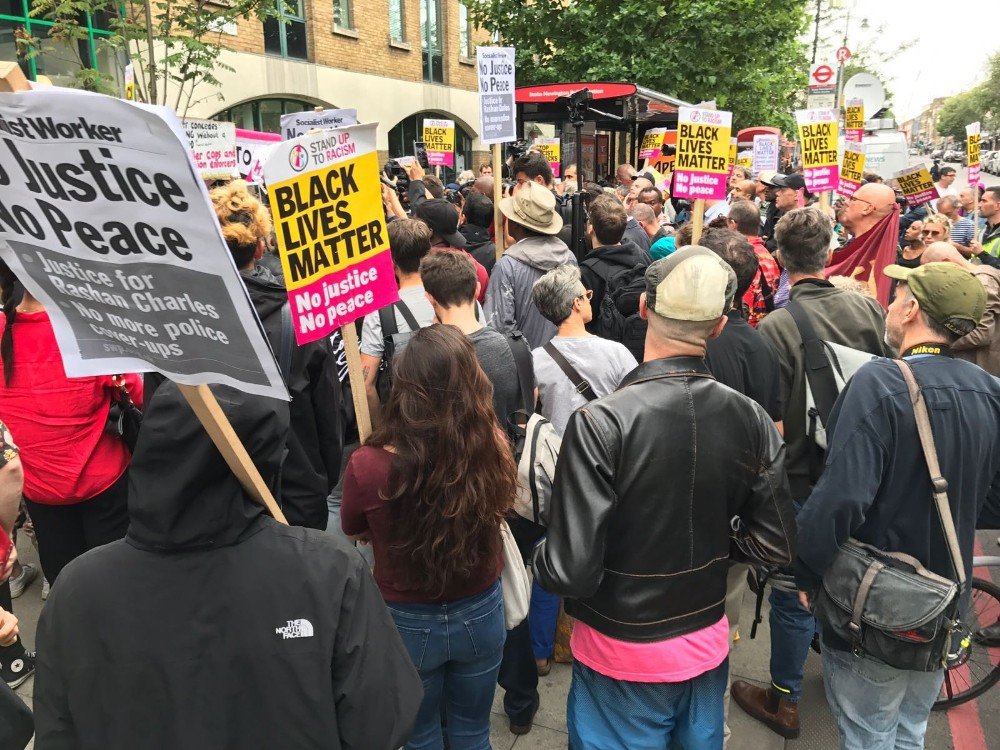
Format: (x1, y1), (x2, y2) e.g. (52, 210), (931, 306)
(477, 47), (516, 145)
(0, 88), (287, 400)
(279, 109), (359, 140)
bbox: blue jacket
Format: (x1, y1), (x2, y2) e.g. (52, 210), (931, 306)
(796, 355), (1000, 597)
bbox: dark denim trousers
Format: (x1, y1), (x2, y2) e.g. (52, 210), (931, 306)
(388, 581), (505, 750)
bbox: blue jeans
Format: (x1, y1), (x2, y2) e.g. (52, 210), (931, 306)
(388, 581), (506, 750)
(567, 658), (729, 750)
(769, 498), (817, 702)
(823, 646), (944, 750)
(528, 580), (560, 660)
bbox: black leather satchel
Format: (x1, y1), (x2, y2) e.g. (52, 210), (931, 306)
(814, 359), (965, 672)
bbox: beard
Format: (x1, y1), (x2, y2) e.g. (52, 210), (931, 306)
(884, 322), (901, 353)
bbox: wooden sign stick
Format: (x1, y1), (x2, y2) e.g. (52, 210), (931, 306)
(493, 142), (505, 261)
(178, 384), (288, 525)
(340, 323), (372, 443)
(691, 198), (706, 245)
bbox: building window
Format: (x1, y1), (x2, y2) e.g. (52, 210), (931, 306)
(213, 97), (314, 134)
(0, 2), (117, 88)
(264, 0), (307, 59)
(389, 0), (405, 42)
(334, 0), (353, 30)
(419, 0), (443, 83)
(458, 3), (472, 59)
(388, 112), (471, 183)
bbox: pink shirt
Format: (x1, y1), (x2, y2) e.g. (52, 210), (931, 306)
(571, 616), (730, 683)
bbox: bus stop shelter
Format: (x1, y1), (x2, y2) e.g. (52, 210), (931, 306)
(515, 82), (692, 181)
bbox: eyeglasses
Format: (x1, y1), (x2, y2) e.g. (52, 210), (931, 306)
(577, 290), (594, 301)
(847, 195), (875, 210)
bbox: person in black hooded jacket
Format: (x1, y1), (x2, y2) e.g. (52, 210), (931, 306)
(459, 192), (497, 274)
(33, 381), (422, 749)
(212, 182), (343, 530)
(580, 194), (651, 331)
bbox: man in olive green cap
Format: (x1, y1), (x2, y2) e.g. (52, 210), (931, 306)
(793, 261), (1000, 750)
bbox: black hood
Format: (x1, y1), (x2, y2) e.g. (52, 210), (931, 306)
(126, 381), (289, 551)
(241, 264), (287, 321)
(460, 224), (493, 249)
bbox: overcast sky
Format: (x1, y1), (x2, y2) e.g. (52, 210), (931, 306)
(812, 0), (993, 121)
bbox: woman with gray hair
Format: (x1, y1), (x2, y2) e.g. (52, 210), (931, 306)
(527, 264), (637, 675)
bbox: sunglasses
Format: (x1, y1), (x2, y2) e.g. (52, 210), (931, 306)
(577, 290), (594, 301)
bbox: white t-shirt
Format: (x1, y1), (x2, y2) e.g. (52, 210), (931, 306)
(532, 336), (638, 436)
(360, 285), (435, 358)
(936, 182), (959, 200)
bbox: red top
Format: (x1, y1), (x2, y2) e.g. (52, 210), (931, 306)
(743, 235), (781, 328)
(341, 446), (502, 603)
(0, 311), (143, 504)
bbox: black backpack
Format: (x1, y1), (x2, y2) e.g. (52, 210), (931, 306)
(375, 300), (421, 403)
(592, 261), (648, 362)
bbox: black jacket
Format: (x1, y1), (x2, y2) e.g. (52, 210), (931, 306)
(762, 203), (782, 253)
(623, 216), (651, 253)
(34, 382), (421, 750)
(580, 240), (651, 331)
(459, 223), (497, 275)
(243, 265), (343, 529)
(533, 357), (796, 642)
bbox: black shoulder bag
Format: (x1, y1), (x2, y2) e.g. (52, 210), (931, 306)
(375, 300), (420, 403)
(542, 341), (598, 401)
(813, 359), (965, 672)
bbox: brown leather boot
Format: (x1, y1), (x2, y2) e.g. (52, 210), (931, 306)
(731, 680), (800, 739)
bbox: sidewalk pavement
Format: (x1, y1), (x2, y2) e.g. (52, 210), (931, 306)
(7, 535), (973, 750)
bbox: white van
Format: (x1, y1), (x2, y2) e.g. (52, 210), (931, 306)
(842, 131), (909, 181)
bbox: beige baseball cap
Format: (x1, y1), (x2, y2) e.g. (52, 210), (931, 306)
(645, 246), (737, 321)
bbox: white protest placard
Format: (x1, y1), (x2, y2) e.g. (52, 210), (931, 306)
(181, 118), (238, 180)
(0, 88), (287, 400)
(279, 108), (358, 140)
(751, 133), (780, 176)
(477, 47), (516, 145)
(235, 128), (281, 185)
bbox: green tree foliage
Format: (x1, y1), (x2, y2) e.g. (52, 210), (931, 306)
(467, 0), (811, 133)
(28, 0), (278, 114)
(936, 87), (987, 142)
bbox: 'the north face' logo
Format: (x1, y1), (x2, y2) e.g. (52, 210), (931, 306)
(276, 619), (314, 639)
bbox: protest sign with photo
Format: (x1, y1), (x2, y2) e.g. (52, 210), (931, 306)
(182, 118), (238, 181)
(533, 137), (560, 177)
(967, 121), (980, 187)
(795, 108), (839, 193)
(264, 123), (398, 345)
(236, 128), (281, 185)
(894, 164), (938, 208)
(423, 119), (455, 168)
(477, 47), (516, 145)
(279, 108), (358, 140)
(644, 130), (677, 180)
(751, 133), (780, 177)
(0, 88), (286, 400)
(673, 107), (733, 201)
(838, 142), (865, 198)
(845, 99), (864, 143)
(639, 128), (667, 160)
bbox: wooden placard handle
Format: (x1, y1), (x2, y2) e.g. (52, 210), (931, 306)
(691, 198), (706, 245)
(178, 383), (288, 525)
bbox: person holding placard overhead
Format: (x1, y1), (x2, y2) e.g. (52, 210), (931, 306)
(210, 181), (344, 531)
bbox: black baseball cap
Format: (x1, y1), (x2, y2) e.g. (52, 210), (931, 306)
(414, 199), (467, 249)
(770, 173), (806, 191)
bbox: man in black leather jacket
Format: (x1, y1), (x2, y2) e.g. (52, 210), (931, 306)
(533, 246), (796, 750)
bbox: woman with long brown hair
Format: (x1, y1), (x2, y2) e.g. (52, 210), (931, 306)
(341, 324), (517, 750)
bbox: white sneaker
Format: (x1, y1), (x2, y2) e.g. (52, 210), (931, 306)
(8, 564), (37, 599)
(41, 577), (49, 601)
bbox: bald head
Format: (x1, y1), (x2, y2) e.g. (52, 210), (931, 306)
(473, 176), (494, 196)
(841, 182), (897, 237)
(920, 242), (971, 268)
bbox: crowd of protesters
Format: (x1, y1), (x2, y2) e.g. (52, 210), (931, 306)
(0, 139), (999, 750)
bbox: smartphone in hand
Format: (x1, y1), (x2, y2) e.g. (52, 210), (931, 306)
(413, 140), (430, 170)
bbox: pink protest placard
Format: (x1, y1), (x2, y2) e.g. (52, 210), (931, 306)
(673, 107), (733, 202)
(796, 108), (839, 194)
(423, 118), (455, 168)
